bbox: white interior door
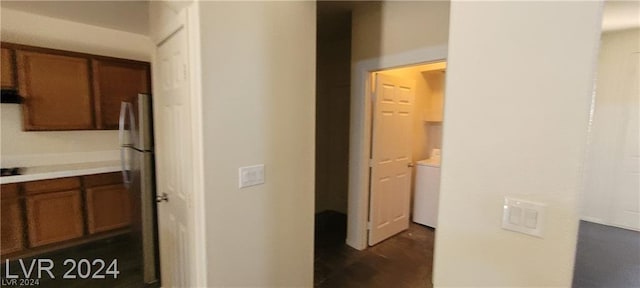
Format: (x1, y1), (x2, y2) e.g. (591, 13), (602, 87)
(368, 73), (415, 246)
(611, 53), (640, 231)
(154, 21), (194, 287)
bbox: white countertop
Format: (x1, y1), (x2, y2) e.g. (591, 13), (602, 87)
(1, 161), (121, 184)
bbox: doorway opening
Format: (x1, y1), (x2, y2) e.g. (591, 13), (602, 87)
(314, 1), (352, 257)
(367, 62), (446, 246)
(314, 7), (448, 280)
(315, 60), (448, 286)
(572, 3), (640, 285)
(314, 1), (449, 286)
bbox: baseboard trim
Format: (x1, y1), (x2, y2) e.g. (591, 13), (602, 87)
(581, 217), (640, 232)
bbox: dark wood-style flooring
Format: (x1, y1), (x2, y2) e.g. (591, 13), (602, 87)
(315, 214), (640, 288)
(314, 211), (434, 288)
(2, 235), (148, 288)
(6, 214), (632, 287)
(572, 220), (640, 288)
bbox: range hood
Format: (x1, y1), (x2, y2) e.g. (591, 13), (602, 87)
(1, 89), (21, 104)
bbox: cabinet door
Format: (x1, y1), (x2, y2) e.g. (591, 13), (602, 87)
(1, 48), (16, 89)
(92, 59), (150, 129)
(1, 184), (24, 256)
(17, 50), (94, 130)
(26, 190), (84, 247)
(423, 71), (445, 122)
(85, 184), (131, 234)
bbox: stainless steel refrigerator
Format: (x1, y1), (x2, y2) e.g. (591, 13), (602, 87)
(119, 93), (159, 286)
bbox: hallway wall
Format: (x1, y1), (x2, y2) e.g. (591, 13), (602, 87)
(315, 10), (351, 214)
(351, 1), (450, 63)
(198, 2), (316, 286)
(433, 1), (602, 286)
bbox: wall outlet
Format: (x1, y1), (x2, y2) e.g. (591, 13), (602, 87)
(502, 197), (546, 237)
(239, 165), (265, 188)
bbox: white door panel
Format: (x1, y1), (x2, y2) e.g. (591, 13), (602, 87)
(611, 53), (640, 230)
(368, 73), (415, 246)
(155, 24), (193, 287)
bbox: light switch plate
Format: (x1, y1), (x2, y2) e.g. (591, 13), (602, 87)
(239, 164), (265, 188)
(502, 197), (546, 237)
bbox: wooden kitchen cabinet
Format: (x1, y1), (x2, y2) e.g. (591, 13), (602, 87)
(84, 172), (131, 234)
(3, 42), (151, 131)
(1, 184), (25, 256)
(16, 50), (94, 130)
(92, 59), (150, 129)
(24, 177), (84, 247)
(423, 70), (445, 122)
(1, 48), (16, 89)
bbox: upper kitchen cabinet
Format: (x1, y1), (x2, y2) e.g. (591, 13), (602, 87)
(16, 50), (94, 130)
(92, 59), (150, 129)
(2, 42), (151, 131)
(1, 48), (16, 89)
(423, 70), (445, 122)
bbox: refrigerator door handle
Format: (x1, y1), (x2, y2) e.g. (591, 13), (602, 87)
(118, 102), (127, 146)
(119, 102), (135, 187)
(127, 102), (138, 148)
(120, 147), (131, 187)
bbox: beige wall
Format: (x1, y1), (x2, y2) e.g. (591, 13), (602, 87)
(315, 11), (350, 214)
(352, 1), (450, 62)
(581, 28), (640, 229)
(0, 8), (152, 167)
(433, 1), (602, 287)
(198, 2), (315, 286)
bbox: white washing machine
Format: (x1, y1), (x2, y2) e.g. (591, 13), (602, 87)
(413, 158), (441, 228)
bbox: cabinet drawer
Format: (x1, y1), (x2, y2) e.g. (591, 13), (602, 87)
(84, 172), (123, 188)
(23, 177), (80, 195)
(85, 184), (131, 234)
(1, 195), (24, 255)
(26, 190), (84, 247)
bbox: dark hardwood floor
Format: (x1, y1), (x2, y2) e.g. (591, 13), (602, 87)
(314, 211), (434, 288)
(572, 220), (640, 288)
(315, 216), (640, 288)
(5, 214), (632, 287)
(2, 234), (150, 288)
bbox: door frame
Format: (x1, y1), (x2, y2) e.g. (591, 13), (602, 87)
(149, 1), (207, 286)
(346, 45), (448, 250)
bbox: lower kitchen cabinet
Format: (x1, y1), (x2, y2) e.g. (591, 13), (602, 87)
(25, 178), (84, 247)
(86, 183), (131, 234)
(1, 184), (25, 256)
(84, 172), (131, 234)
(2, 173), (130, 258)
